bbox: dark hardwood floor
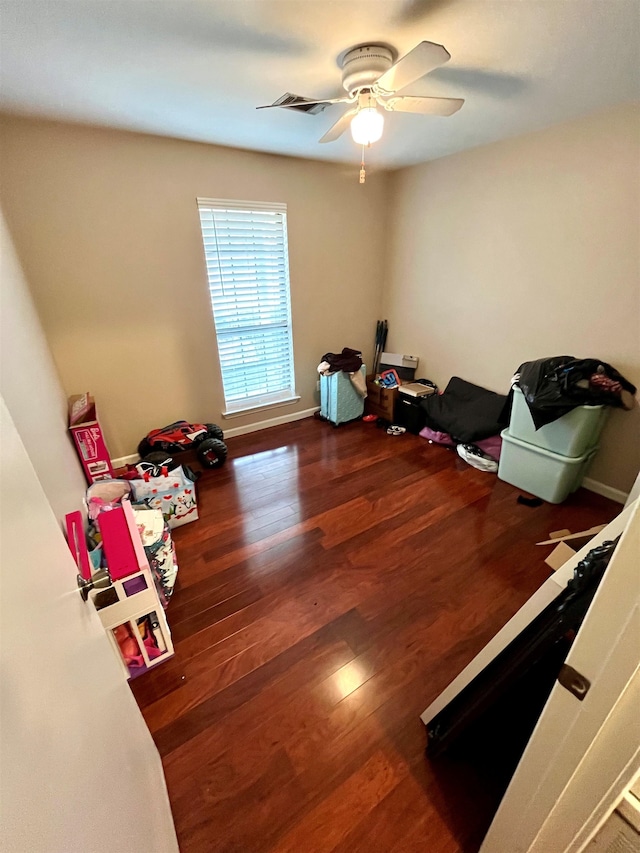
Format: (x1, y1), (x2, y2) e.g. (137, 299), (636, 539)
(130, 416), (619, 852)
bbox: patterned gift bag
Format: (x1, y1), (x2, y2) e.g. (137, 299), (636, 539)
(130, 464), (198, 528)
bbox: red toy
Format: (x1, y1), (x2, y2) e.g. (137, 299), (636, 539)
(138, 421), (227, 469)
(379, 368), (402, 389)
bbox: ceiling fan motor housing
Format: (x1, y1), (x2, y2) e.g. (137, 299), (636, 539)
(341, 45), (394, 93)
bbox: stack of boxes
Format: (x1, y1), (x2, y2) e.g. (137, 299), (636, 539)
(498, 388), (609, 503)
(366, 353), (421, 426)
(365, 374), (398, 421)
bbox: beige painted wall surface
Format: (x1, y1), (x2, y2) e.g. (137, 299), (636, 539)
(0, 208), (87, 520)
(0, 116), (387, 458)
(385, 103), (640, 493)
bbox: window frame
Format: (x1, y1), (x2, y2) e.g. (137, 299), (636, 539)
(197, 198), (298, 418)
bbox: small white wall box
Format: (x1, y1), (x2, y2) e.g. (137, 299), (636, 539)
(379, 353), (419, 381)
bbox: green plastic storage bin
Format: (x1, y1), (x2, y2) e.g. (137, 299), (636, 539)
(498, 429), (597, 504)
(508, 387), (608, 457)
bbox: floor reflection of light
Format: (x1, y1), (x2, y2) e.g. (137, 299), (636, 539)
(232, 445), (291, 473)
(232, 445), (302, 544)
(332, 660), (370, 701)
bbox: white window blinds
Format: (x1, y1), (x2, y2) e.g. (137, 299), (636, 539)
(197, 199), (296, 414)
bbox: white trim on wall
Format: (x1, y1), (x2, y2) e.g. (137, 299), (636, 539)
(222, 406), (319, 438)
(111, 453), (141, 468)
(582, 477), (628, 505)
(111, 415), (629, 506)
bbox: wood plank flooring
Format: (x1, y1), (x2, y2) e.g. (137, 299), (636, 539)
(130, 416), (620, 852)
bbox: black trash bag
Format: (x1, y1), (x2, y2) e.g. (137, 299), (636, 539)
(420, 377), (509, 443)
(516, 356), (637, 429)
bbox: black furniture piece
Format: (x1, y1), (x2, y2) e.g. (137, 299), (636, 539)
(395, 393), (427, 434)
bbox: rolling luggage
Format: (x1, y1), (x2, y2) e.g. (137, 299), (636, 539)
(320, 366), (366, 426)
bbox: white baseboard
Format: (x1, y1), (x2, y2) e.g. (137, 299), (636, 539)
(111, 408), (320, 468)
(223, 407), (319, 439)
(111, 452), (140, 469)
(114, 436), (629, 504)
(582, 477), (628, 505)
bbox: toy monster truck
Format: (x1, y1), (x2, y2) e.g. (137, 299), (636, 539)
(138, 421), (227, 469)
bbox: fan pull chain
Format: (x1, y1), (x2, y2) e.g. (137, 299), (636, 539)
(359, 144), (366, 184)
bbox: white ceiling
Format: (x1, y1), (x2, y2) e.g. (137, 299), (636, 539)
(0, 0), (638, 169)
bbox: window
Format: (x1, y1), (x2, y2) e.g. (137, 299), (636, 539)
(197, 199), (297, 416)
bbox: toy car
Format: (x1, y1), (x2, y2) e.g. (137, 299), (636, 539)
(137, 421), (227, 469)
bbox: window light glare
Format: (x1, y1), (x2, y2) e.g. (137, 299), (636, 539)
(350, 107), (384, 145)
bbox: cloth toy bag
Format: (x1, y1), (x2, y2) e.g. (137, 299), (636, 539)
(131, 504), (179, 606)
(130, 464), (198, 528)
(85, 479), (132, 529)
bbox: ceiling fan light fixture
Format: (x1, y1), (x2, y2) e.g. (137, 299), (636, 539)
(350, 107), (384, 145)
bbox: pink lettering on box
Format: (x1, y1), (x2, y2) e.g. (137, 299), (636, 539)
(69, 403), (114, 484)
(75, 428), (98, 461)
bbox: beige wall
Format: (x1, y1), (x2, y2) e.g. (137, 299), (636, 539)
(385, 103), (640, 494)
(0, 208), (87, 520)
(1, 395), (179, 853)
(0, 116), (388, 458)
(1, 106), (638, 492)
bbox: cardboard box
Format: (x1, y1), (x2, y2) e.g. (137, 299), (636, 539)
(536, 525), (606, 546)
(539, 524), (607, 572)
(544, 541), (577, 572)
(380, 352), (418, 381)
(68, 394), (114, 484)
(365, 374), (398, 421)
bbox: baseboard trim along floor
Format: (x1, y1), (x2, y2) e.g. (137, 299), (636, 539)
(112, 415), (629, 506)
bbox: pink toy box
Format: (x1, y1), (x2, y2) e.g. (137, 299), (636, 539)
(68, 393), (114, 484)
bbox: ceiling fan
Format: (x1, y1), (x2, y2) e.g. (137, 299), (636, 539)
(257, 41), (464, 146)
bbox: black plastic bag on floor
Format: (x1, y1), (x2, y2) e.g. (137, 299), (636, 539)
(516, 356), (637, 428)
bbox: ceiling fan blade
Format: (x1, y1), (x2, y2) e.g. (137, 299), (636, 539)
(319, 108), (357, 143)
(256, 96), (350, 110)
(374, 41), (451, 94)
(384, 95), (464, 116)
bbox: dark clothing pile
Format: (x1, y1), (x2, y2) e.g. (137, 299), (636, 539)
(420, 377), (509, 443)
(515, 357), (637, 429)
(319, 347), (363, 374)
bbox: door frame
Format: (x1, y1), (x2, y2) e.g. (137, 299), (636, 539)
(479, 499), (639, 853)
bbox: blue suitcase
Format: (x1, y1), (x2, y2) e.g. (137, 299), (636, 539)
(320, 366), (366, 426)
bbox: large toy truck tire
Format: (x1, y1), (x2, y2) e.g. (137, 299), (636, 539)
(204, 423), (225, 442)
(197, 438), (227, 469)
(137, 438), (152, 458)
(143, 451), (176, 468)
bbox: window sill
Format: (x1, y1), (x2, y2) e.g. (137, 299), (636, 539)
(222, 396), (301, 420)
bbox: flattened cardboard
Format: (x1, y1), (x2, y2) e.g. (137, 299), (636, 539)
(549, 528), (572, 540)
(536, 524), (606, 546)
(545, 541), (576, 571)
